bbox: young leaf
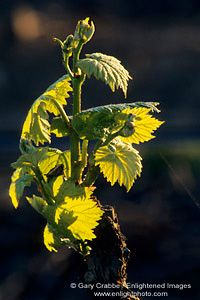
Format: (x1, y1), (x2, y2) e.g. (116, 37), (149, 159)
(72, 102), (160, 140)
(42, 193), (103, 242)
(21, 75), (72, 145)
(43, 223), (62, 252)
(77, 53), (132, 97)
(74, 17), (95, 45)
(54, 180), (93, 203)
(72, 107), (117, 140)
(77, 102), (160, 115)
(26, 195), (47, 214)
(51, 117), (70, 137)
(9, 168), (35, 208)
(119, 107), (164, 144)
(11, 147), (49, 171)
(39, 149), (71, 180)
(43, 216), (91, 255)
(94, 139), (142, 192)
(54, 196), (103, 241)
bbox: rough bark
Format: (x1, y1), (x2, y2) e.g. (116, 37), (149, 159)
(79, 204), (139, 300)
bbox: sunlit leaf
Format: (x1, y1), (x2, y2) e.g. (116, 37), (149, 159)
(9, 168), (34, 208)
(26, 195), (47, 214)
(72, 102), (160, 140)
(39, 149), (71, 180)
(11, 147), (70, 180)
(55, 196), (103, 241)
(94, 139), (142, 191)
(77, 53), (132, 97)
(51, 176), (64, 198)
(21, 75), (72, 145)
(42, 192), (103, 242)
(54, 180), (93, 203)
(43, 223), (62, 252)
(119, 107), (164, 144)
(11, 147), (49, 171)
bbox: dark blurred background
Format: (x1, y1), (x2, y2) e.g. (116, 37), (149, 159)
(0, 1), (200, 299)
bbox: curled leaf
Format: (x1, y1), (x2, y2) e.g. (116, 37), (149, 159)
(9, 168), (34, 208)
(21, 75), (72, 145)
(44, 223), (62, 252)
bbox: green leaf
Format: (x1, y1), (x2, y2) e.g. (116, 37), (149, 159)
(72, 107), (117, 140)
(51, 117), (70, 137)
(43, 219), (91, 255)
(43, 223), (62, 252)
(9, 168), (35, 208)
(11, 147), (49, 171)
(54, 180), (93, 203)
(43, 205), (76, 234)
(42, 194), (103, 242)
(77, 53), (132, 97)
(94, 138), (142, 192)
(41, 179), (103, 243)
(72, 102), (160, 140)
(77, 102), (160, 115)
(55, 196), (103, 241)
(26, 195), (47, 214)
(132, 101), (161, 113)
(39, 149), (71, 180)
(11, 147), (72, 207)
(21, 75), (72, 145)
(11, 147), (71, 179)
(119, 107), (164, 144)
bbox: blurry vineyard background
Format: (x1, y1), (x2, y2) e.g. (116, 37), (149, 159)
(0, 1), (200, 299)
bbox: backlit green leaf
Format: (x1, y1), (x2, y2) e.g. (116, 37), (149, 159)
(94, 138), (142, 191)
(55, 196), (103, 241)
(43, 223), (62, 252)
(77, 53), (132, 97)
(72, 102), (160, 140)
(39, 149), (71, 180)
(11, 147), (71, 181)
(42, 192), (103, 242)
(21, 75), (72, 145)
(119, 107), (164, 144)
(51, 117), (70, 137)
(26, 195), (47, 214)
(54, 179), (93, 203)
(9, 168), (34, 208)
(11, 147), (49, 171)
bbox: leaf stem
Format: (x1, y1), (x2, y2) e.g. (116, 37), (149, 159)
(81, 139), (88, 169)
(83, 130), (123, 187)
(63, 54), (74, 80)
(72, 41), (84, 115)
(33, 167), (54, 205)
(102, 131), (120, 147)
(51, 98), (70, 129)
